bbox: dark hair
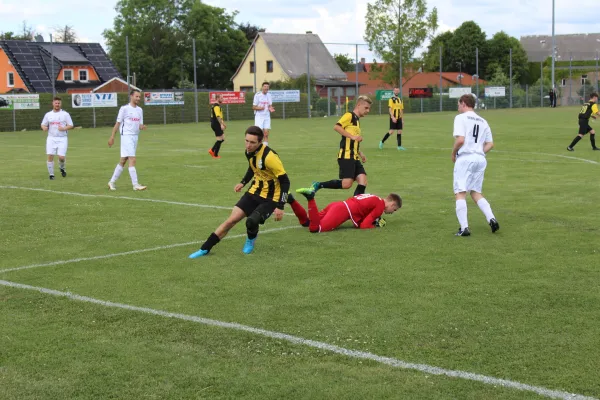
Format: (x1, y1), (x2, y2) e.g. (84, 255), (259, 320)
(590, 93), (599, 99)
(245, 125), (264, 141)
(130, 89), (141, 96)
(53, 96), (61, 102)
(459, 94), (475, 108)
(262, 81), (269, 87)
(387, 193), (402, 208)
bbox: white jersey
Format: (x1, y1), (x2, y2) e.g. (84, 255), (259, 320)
(117, 104), (144, 135)
(253, 92), (272, 118)
(453, 110), (493, 157)
(41, 110), (73, 138)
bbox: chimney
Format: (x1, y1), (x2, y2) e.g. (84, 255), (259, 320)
(360, 58), (365, 64)
(306, 31), (313, 34)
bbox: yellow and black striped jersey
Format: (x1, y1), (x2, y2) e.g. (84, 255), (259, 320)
(579, 101), (599, 120)
(211, 104), (223, 124)
(336, 111), (361, 160)
(388, 96), (403, 119)
(246, 145), (286, 202)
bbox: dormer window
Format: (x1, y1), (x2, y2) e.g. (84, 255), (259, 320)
(79, 69), (88, 82)
(64, 69), (73, 82)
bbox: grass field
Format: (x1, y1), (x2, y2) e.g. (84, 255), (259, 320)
(1, 106), (599, 400)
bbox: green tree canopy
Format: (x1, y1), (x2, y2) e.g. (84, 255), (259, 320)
(334, 53), (354, 72)
(364, 0), (438, 86)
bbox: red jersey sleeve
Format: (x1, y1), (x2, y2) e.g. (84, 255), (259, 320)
(346, 195), (385, 229)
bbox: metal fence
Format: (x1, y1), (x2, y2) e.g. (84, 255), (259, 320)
(3, 40), (600, 132)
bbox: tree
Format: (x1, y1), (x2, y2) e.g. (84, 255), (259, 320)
(53, 25), (78, 43)
(448, 21), (488, 78)
(1, 21), (36, 40)
(486, 31), (528, 83)
(364, 0), (438, 86)
(422, 31), (454, 72)
(103, 0), (247, 89)
(334, 53), (354, 72)
(238, 22), (263, 45)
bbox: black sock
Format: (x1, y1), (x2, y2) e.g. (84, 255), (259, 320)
(320, 179), (343, 189)
(397, 134), (402, 147)
(200, 232), (220, 251)
(214, 140), (223, 155)
(354, 184), (366, 195)
(381, 133), (390, 143)
(287, 193), (295, 203)
(569, 136), (582, 148)
(591, 134), (597, 148)
(247, 229), (258, 240)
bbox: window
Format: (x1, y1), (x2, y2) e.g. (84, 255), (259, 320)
(79, 69), (88, 82)
(240, 86), (253, 92)
(581, 74), (588, 85)
(249, 62), (255, 74)
(63, 69), (73, 82)
(266, 60), (273, 73)
(561, 78), (566, 87)
(7, 72), (14, 87)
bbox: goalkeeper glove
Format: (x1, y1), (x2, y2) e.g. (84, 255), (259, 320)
(373, 217), (387, 228)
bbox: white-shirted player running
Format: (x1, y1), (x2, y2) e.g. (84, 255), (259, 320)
(107, 89), (147, 191)
(41, 97), (74, 180)
(451, 94), (499, 237)
(252, 81), (275, 145)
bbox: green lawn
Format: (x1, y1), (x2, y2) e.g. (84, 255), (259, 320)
(1, 107), (599, 399)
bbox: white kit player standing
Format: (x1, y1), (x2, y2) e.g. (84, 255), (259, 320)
(252, 81), (275, 145)
(451, 94), (499, 237)
(41, 97), (74, 180)
(107, 89), (147, 191)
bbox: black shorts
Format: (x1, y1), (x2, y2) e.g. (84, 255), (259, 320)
(235, 192), (277, 223)
(578, 119), (592, 135)
(389, 118), (403, 130)
(211, 123), (224, 136)
(338, 158), (366, 180)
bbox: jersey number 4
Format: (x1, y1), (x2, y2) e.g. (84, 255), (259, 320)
(472, 124), (480, 143)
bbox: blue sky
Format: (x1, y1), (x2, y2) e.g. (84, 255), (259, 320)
(1, 0), (599, 61)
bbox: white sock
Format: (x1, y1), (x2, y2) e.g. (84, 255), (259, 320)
(128, 166), (138, 185)
(456, 199), (468, 230)
(477, 198), (496, 222)
(47, 161), (54, 176)
(59, 160), (65, 170)
(110, 164), (123, 183)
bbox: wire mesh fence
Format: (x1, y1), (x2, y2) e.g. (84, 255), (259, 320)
(3, 39), (600, 132)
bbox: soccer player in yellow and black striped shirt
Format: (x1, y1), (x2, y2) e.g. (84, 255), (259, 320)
(308, 95), (372, 196)
(567, 93), (600, 151)
(379, 87), (405, 150)
(208, 94), (226, 158)
(189, 126), (291, 258)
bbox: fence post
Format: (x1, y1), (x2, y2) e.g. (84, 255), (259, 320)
(540, 61), (544, 107)
(307, 42), (311, 118)
(439, 45), (443, 112)
(509, 48), (513, 108)
(93, 105), (96, 128)
(283, 102), (286, 120)
(163, 105), (166, 125)
(193, 38), (198, 123)
(327, 87), (331, 116)
(226, 104), (229, 122)
(569, 52), (572, 104)
(526, 84), (528, 108)
(12, 106), (16, 132)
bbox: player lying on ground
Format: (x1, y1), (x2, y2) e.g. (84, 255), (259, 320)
(291, 189), (401, 233)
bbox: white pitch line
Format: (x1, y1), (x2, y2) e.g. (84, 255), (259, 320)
(0, 225), (301, 275)
(0, 280), (595, 400)
(0, 186), (294, 215)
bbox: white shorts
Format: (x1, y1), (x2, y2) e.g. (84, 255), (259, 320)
(254, 116), (271, 130)
(453, 154), (487, 194)
(121, 134), (139, 157)
(46, 136), (68, 157)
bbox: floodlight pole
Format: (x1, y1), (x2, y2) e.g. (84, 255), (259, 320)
(126, 36), (131, 95)
(50, 34), (55, 96)
(551, 0), (555, 90)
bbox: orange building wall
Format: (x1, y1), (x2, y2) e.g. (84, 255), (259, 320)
(0, 49), (29, 93)
(58, 66), (99, 81)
